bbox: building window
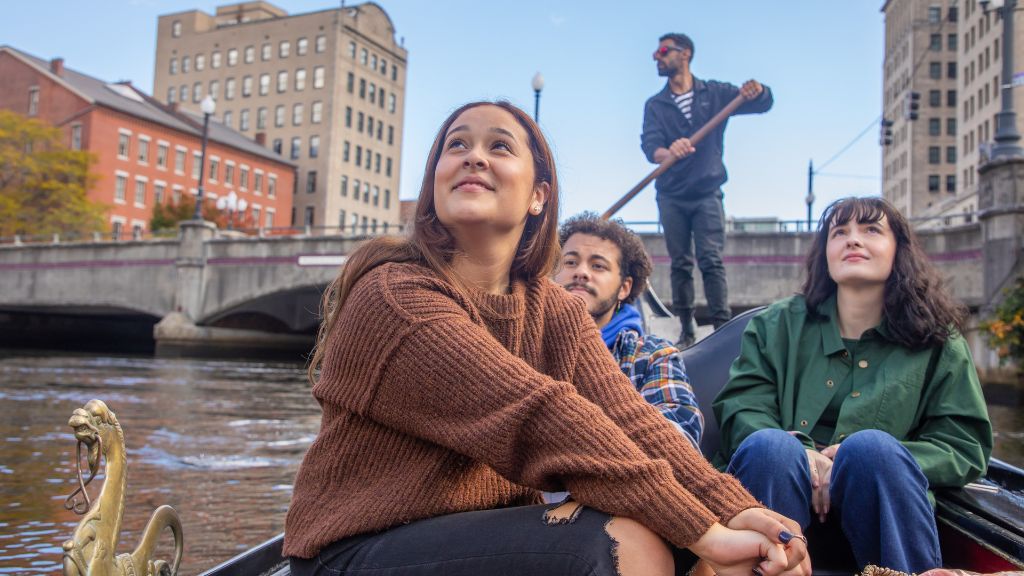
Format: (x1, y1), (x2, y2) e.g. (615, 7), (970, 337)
(311, 101), (323, 123)
(947, 6), (958, 22)
(310, 135), (320, 158)
(268, 175), (277, 197)
(291, 136), (301, 160)
(257, 107), (267, 129)
(366, 114), (373, 135)
(225, 163), (235, 186)
(242, 75), (253, 97)
(928, 174), (940, 192)
(929, 90), (941, 107)
(169, 58), (178, 75)
(358, 111), (364, 132)
(347, 72), (354, 93)
(360, 48), (368, 65)
(947, 89), (956, 107)
(388, 125), (394, 145)
(252, 205), (260, 224)
(180, 85), (188, 102)
(157, 143), (168, 168)
(261, 43), (272, 61)
(928, 6), (940, 22)
(259, 73), (270, 96)
(209, 80), (219, 99)
(196, 54), (205, 70)
(359, 78), (366, 99)
(211, 51), (221, 68)
(363, 182), (370, 202)
(375, 152), (381, 173)
(930, 34), (941, 51)
(171, 20), (182, 37)
(209, 158), (220, 182)
(244, 45), (255, 64)
(223, 110), (233, 128)
(154, 182), (166, 204)
(307, 170), (317, 193)
(378, 87), (386, 109)
(277, 70), (288, 93)
(384, 189), (390, 209)
(297, 37), (308, 56)
(175, 148), (186, 173)
(279, 40), (290, 58)
(295, 68), (306, 91)
(316, 35), (326, 53)
(134, 178), (147, 207)
(313, 66), (325, 89)
(293, 103), (303, 126)
(265, 209), (274, 228)
(239, 109), (250, 131)
(115, 174), (127, 203)
(353, 179), (360, 199)
(193, 82), (202, 102)
(272, 138), (282, 154)
(254, 172), (263, 194)
(946, 146), (956, 163)
(275, 105), (285, 127)
(371, 54), (377, 70)
(27, 87), (39, 116)
(386, 157), (392, 177)
(117, 133), (130, 159)
(349, 41), (356, 58)
(929, 62), (941, 79)
(225, 77), (236, 100)
(182, 56), (190, 73)
(71, 124), (82, 150)
(948, 33), (957, 52)
(946, 174), (956, 192)
(343, 141), (350, 162)
(192, 152), (201, 179)
(947, 62), (957, 79)
(227, 48), (238, 66)
(388, 93), (396, 113)
(341, 175), (348, 197)
(345, 107), (353, 128)
(928, 146), (940, 164)
(167, 87), (175, 103)
(369, 82), (376, 104)
(339, 209), (347, 230)
(356, 145), (362, 166)
(947, 117), (957, 135)
(929, 118), (941, 135)
(304, 206), (315, 226)
(373, 185), (380, 206)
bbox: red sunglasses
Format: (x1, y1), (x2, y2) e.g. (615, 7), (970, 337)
(653, 45), (685, 58)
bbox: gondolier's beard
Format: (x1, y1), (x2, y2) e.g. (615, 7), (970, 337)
(657, 63), (677, 77)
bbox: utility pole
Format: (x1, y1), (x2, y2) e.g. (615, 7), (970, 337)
(805, 160), (815, 230)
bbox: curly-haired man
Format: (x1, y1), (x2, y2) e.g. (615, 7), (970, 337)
(555, 213), (703, 447)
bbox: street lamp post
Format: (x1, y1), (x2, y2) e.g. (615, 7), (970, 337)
(981, 0), (1024, 160)
(193, 95), (217, 220)
(805, 160), (815, 231)
(216, 191), (248, 230)
(531, 72), (544, 123)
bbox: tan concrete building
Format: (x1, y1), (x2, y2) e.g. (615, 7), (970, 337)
(153, 1), (406, 231)
(952, 0), (1024, 220)
(881, 0), (960, 219)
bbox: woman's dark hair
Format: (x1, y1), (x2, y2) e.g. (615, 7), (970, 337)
(308, 101), (560, 383)
(558, 212), (652, 304)
(802, 196), (966, 349)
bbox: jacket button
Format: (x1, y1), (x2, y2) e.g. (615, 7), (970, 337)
(851, 391), (861, 398)
(858, 360), (869, 368)
(838, 434), (846, 440)
(826, 379), (834, 388)
(800, 420), (808, 427)
(841, 350), (849, 358)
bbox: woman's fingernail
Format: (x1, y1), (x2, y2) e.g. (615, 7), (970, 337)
(779, 530), (794, 544)
(752, 568), (764, 576)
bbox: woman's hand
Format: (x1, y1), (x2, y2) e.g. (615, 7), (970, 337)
(689, 522), (809, 576)
(727, 508), (810, 575)
(805, 448), (834, 522)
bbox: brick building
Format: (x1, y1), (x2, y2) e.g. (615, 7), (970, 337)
(0, 45), (295, 238)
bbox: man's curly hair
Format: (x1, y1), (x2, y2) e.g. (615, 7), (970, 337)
(558, 212), (653, 304)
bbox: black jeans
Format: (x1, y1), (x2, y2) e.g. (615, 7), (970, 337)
(657, 191), (730, 336)
(289, 503), (695, 576)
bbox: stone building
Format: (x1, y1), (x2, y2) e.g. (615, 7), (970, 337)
(152, 1), (406, 233)
(0, 45), (295, 238)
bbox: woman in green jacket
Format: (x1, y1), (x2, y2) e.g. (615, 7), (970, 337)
(713, 196), (992, 573)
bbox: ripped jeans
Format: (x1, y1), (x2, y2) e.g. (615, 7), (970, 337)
(288, 502), (695, 576)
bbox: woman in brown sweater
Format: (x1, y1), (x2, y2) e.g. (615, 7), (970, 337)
(284, 101), (810, 576)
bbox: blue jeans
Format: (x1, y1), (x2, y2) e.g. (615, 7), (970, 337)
(727, 428), (941, 572)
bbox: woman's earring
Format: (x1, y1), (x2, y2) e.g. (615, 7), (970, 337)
(532, 203), (543, 214)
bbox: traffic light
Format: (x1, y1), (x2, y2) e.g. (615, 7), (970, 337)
(880, 118), (894, 146)
(904, 91), (920, 121)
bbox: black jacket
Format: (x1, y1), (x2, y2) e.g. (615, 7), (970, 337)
(641, 77), (773, 199)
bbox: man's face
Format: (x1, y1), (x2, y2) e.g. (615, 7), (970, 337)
(653, 39), (688, 77)
(554, 233), (632, 327)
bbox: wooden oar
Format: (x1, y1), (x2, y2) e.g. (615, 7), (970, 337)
(602, 92), (750, 319)
(600, 92), (750, 221)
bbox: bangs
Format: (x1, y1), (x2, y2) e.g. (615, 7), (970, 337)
(826, 197), (889, 229)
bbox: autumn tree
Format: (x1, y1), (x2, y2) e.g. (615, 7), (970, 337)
(0, 109), (106, 237)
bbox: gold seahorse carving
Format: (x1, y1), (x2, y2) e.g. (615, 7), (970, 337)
(61, 399), (184, 576)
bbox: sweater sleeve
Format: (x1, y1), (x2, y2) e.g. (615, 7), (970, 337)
(315, 266), (738, 549)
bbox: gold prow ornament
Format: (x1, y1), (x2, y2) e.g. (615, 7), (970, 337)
(61, 399), (184, 576)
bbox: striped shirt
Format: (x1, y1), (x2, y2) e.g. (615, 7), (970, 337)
(611, 328), (703, 448)
(673, 90), (694, 120)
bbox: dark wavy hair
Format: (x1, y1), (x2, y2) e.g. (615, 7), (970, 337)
(660, 33), (694, 62)
(558, 212), (652, 304)
(802, 196), (966, 349)
(308, 101), (561, 383)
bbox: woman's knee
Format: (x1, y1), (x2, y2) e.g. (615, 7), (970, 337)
(605, 516), (674, 576)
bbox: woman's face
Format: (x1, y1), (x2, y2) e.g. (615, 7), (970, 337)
(432, 105), (548, 240)
(825, 215), (897, 289)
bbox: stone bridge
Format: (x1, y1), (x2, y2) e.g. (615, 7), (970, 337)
(0, 218), (989, 356)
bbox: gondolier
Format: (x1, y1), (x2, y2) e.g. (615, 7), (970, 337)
(642, 32), (773, 347)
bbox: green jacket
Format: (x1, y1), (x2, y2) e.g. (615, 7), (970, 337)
(712, 295), (992, 489)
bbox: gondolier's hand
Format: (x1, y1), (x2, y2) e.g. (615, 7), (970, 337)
(740, 80), (763, 100)
(668, 137), (696, 159)
(727, 508), (810, 575)
(806, 449), (834, 523)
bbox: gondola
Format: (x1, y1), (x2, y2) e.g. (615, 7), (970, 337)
(195, 307), (1024, 576)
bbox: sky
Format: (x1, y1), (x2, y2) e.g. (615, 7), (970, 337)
(1, 1), (886, 226)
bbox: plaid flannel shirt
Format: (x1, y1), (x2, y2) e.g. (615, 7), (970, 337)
(610, 328), (703, 448)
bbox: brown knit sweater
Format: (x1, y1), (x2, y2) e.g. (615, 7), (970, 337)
(283, 262), (758, 558)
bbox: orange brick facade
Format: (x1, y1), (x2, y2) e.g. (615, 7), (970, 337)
(0, 49), (295, 236)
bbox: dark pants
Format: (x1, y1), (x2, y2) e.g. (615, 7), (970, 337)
(727, 429), (942, 573)
(289, 503), (696, 576)
(657, 191), (730, 337)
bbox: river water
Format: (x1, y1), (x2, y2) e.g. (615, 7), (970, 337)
(1, 351), (1021, 575)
